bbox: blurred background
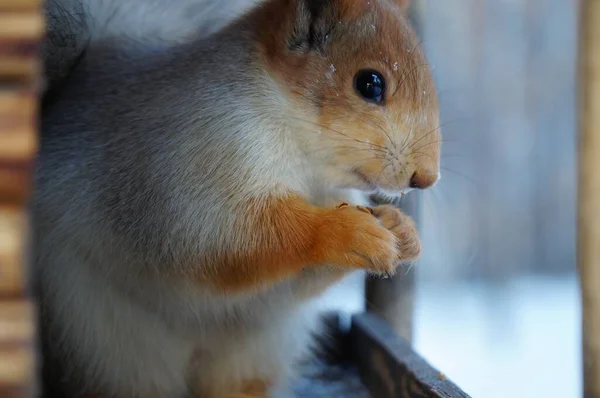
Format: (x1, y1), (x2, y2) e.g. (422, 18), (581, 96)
(328, 1), (580, 397)
(416, 1), (579, 397)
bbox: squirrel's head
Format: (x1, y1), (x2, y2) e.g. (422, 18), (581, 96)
(256, 0), (439, 195)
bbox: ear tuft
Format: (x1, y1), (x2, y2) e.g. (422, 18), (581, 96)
(288, 0), (337, 53)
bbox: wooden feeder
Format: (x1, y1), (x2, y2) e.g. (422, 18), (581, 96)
(1, 0), (597, 397)
(0, 0), (42, 397)
(578, 1), (600, 397)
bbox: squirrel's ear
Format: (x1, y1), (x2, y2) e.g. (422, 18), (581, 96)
(287, 0), (338, 53)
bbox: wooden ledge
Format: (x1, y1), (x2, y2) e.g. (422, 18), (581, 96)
(351, 312), (470, 398)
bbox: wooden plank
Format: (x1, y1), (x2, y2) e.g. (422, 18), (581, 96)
(0, 88), (36, 118)
(0, 0), (41, 11)
(0, 206), (26, 296)
(0, 87), (37, 203)
(0, 300), (35, 398)
(0, 162), (32, 204)
(578, 1), (600, 397)
(0, 3), (42, 398)
(351, 313), (470, 398)
(0, 301), (34, 344)
(0, 116), (37, 160)
(0, 39), (40, 56)
(0, 56), (39, 78)
(0, 386), (30, 397)
(0, 13), (44, 40)
(0, 38), (41, 80)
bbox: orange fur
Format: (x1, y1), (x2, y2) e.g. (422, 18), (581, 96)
(253, 0), (440, 192)
(195, 194), (419, 292)
(253, 0), (369, 61)
(196, 378), (270, 398)
(223, 379), (270, 398)
(191, 0), (435, 292)
(40, 0), (435, 397)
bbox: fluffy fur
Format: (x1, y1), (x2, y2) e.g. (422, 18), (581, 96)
(34, 0), (440, 397)
(42, 0), (262, 95)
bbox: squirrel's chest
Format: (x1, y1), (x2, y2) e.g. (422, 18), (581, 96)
(307, 187), (371, 208)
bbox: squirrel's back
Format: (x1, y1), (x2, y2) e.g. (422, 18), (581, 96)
(42, 0), (261, 94)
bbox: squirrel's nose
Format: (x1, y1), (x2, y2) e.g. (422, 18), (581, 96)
(409, 169), (439, 189)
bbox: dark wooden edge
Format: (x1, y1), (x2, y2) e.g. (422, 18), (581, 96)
(350, 312), (471, 398)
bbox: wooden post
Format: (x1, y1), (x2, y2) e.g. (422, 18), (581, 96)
(366, 194), (419, 342)
(579, 1), (600, 397)
(0, 0), (43, 397)
(365, 0), (427, 343)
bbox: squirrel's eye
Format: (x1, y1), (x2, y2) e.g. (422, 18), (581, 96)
(354, 69), (385, 104)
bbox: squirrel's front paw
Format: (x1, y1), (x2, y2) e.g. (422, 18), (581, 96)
(371, 205), (421, 262)
(313, 203), (420, 275)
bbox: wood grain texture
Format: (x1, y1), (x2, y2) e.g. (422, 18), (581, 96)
(0, 162), (32, 204)
(0, 301), (34, 346)
(578, 1), (600, 397)
(0, 0), (41, 10)
(0, 1), (42, 397)
(0, 89), (36, 117)
(0, 301), (36, 397)
(0, 39), (40, 80)
(0, 56), (39, 78)
(0, 116), (37, 160)
(351, 313), (470, 398)
(0, 206), (26, 296)
(0, 14), (44, 40)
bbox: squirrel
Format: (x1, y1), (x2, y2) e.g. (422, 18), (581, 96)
(33, 0), (440, 397)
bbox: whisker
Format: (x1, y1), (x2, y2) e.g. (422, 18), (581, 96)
(392, 63), (430, 97)
(408, 137), (463, 155)
(440, 166), (480, 188)
(399, 38), (424, 78)
(410, 149), (438, 162)
(308, 147), (389, 159)
(398, 127), (414, 155)
(365, 296), (388, 315)
(338, 107), (396, 150)
(371, 119), (394, 148)
(399, 126), (438, 155)
(309, 138), (389, 155)
(400, 118), (463, 154)
(401, 132), (443, 155)
(407, 140), (444, 156)
(287, 116), (389, 151)
(403, 262), (415, 276)
(377, 162), (395, 186)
